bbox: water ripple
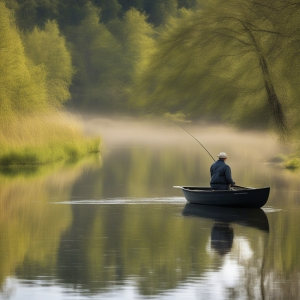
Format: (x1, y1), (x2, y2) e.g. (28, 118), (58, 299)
(52, 197), (187, 205)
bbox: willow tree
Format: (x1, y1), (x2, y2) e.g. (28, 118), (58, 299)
(131, 0), (297, 134)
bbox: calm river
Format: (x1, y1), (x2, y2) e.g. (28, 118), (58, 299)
(1, 116), (300, 299)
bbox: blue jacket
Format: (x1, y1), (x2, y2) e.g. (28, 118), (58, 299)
(210, 160), (235, 189)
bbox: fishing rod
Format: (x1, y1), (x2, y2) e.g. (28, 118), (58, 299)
(162, 116), (216, 162)
(140, 109), (215, 162)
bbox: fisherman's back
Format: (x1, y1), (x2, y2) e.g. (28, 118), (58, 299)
(210, 156), (235, 190)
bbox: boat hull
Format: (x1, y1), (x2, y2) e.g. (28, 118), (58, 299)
(180, 186), (270, 208)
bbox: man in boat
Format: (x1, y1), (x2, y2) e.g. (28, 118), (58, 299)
(210, 152), (235, 190)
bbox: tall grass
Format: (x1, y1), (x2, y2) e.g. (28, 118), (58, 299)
(0, 111), (100, 166)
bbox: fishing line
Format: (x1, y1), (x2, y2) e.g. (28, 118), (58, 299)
(162, 116), (216, 162)
(139, 109), (215, 162)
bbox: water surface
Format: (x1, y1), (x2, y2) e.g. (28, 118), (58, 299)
(1, 117), (299, 299)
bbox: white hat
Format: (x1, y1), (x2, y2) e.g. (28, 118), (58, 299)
(217, 152), (227, 158)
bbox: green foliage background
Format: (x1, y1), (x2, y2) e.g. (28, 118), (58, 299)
(2, 0), (300, 160)
(131, 1), (300, 135)
(0, 2), (100, 164)
(1, 0), (199, 112)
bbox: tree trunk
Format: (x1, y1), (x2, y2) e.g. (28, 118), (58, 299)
(259, 54), (287, 133)
(241, 22), (287, 133)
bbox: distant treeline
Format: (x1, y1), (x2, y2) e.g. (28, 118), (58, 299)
(5, 0), (199, 29)
(2, 0), (300, 145)
(1, 0), (200, 113)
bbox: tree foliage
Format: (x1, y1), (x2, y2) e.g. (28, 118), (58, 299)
(0, 2), (48, 115)
(110, 8), (155, 79)
(3, 0), (300, 142)
(66, 4), (123, 109)
(2, 0), (59, 30)
(23, 20), (74, 106)
(0, 2), (74, 116)
(131, 0), (300, 136)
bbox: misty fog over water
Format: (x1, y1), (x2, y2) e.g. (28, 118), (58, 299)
(82, 115), (292, 189)
(83, 114), (289, 155)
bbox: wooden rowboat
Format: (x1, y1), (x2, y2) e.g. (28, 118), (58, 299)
(174, 185), (270, 208)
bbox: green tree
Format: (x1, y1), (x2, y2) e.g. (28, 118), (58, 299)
(23, 20), (74, 106)
(144, 0), (178, 26)
(2, 0), (59, 30)
(270, 0), (300, 144)
(0, 2), (48, 116)
(91, 0), (122, 23)
(66, 4), (123, 110)
(117, 0), (144, 12)
(110, 8), (155, 81)
(57, 0), (89, 29)
(177, 0), (199, 9)
(131, 0), (298, 134)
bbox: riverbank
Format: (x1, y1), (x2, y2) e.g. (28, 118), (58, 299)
(0, 111), (100, 166)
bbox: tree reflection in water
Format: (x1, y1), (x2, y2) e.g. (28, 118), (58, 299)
(1, 133), (300, 299)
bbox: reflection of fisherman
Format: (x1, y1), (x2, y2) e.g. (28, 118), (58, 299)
(210, 152), (235, 190)
(211, 222), (234, 256)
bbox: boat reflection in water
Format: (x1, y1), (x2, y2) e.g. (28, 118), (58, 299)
(182, 203), (269, 255)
